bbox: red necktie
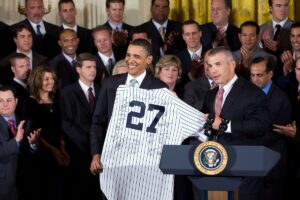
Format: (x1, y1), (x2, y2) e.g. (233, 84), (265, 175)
(214, 87), (224, 116)
(88, 87), (95, 111)
(8, 119), (17, 136)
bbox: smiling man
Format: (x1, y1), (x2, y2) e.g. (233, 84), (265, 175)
(90, 39), (167, 192)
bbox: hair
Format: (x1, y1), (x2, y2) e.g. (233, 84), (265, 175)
(130, 27), (150, 41)
(224, 0), (232, 9)
(249, 56), (274, 73)
(182, 20), (201, 32)
(129, 39), (152, 56)
(112, 59), (127, 75)
(92, 25), (112, 38)
(151, 0), (169, 7)
(12, 24), (32, 38)
(9, 53), (28, 67)
(207, 46), (234, 61)
(291, 21), (300, 31)
(76, 53), (96, 68)
(0, 85), (17, 99)
(239, 20), (260, 35)
(59, 29), (77, 40)
(58, 0), (75, 10)
(25, 0), (43, 6)
(28, 66), (57, 102)
(154, 55), (182, 79)
(106, 0), (125, 8)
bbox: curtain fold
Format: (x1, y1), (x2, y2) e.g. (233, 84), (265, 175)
(170, 0), (298, 26)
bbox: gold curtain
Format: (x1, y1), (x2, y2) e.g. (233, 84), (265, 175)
(169, 0), (300, 27)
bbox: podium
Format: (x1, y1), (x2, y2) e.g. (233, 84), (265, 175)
(159, 145), (280, 200)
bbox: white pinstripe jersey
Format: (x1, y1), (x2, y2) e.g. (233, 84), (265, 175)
(100, 85), (207, 200)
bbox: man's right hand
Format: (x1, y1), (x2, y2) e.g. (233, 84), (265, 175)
(90, 154), (103, 175)
(15, 120), (25, 143)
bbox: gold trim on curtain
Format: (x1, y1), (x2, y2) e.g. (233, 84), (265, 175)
(170, 0), (299, 27)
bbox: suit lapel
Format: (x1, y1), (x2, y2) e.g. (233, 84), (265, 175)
(74, 83), (91, 113)
(0, 116), (11, 140)
(220, 78), (242, 115)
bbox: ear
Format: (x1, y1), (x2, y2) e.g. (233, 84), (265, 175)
(11, 66), (16, 74)
(146, 55), (153, 65)
(58, 40), (62, 47)
(76, 66), (81, 74)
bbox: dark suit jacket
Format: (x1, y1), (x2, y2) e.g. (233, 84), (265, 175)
(48, 53), (78, 90)
(0, 116), (19, 200)
(103, 21), (133, 58)
(90, 72), (167, 155)
(60, 82), (100, 154)
(0, 51), (47, 85)
(200, 22), (241, 51)
(0, 22), (11, 59)
(59, 25), (93, 55)
(11, 19), (60, 58)
(9, 80), (29, 117)
(203, 77), (271, 145)
(183, 76), (211, 111)
(136, 19), (184, 62)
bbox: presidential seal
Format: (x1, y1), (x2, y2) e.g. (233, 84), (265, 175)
(194, 141), (228, 175)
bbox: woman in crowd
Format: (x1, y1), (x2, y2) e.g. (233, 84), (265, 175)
(23, 66), (69, 200)
(155, 55), (183, 98)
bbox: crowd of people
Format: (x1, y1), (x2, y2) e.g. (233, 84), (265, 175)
(0, 0), (300, 200)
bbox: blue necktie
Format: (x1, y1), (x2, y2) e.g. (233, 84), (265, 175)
(36, 24), (43, 37)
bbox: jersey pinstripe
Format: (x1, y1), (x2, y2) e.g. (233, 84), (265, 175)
(100, 85), (207, 200)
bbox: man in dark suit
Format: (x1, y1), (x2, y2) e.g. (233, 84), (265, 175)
(8, 53), (30, 117)
(177, 20), (212, 84)
(0, 86), (40, 200)
(249, 56), (292, 200)
(0, 22), (11, 59)
(48, 29), (79, 90)
(200, 0), (240, 51)
(60, 53), (101, 200)
(90, 39), (167, 177)
(103, 0), (133, 58)
(92, 25), (122, 84)
(0, 24), (47, 85)
(58, 0), (93, 54)
(135, 0), (184, 62)
(11, 0), (60, 58)
(203, 47), (271, 200)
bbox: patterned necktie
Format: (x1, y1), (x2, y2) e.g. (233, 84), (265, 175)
(130, 79), (139, 87)
(88, 87), (95, 111)
(8, 119), (17, 136)
(192, 53), (200, 61)
(273, 24), (281, 40)
(36, 24), (43, 37)
(159, 26), (165, 42)
(108, 58), (114, 75)
(214, 87), (224, 116)
(72, 59), (76, 68)
(210, 81), (217, 90)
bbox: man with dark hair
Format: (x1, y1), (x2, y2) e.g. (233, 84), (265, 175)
(48, 29), (79, 89)
(58, 0), (93, 54)
(200, 0), (240, 51)
(103, 0), (133, 58)
(92, 25), (122, 84)
(0, 85), (40, 200)
(11, 0), (60, 58)
(260, 0), (293, 54)
(61, 53), (101, 200)
(0, 24), (47, 85)
(233, 21), (276, 79)
(135, 0), (184, 63)
(90, 39), (167, 186)
(0, 21), (11, 59)
(250, 56), (292, 200)
(203, 46), (271, 200)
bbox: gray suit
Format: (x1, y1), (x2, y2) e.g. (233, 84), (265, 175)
(0, 116), (19, 200)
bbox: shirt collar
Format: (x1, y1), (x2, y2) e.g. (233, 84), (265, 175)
(126, 70), (147, 86)
(62, 24), (78, 32)
(2, 115), (16, 123)
(78, 79), (94, 94)
(215, 23), (229, 32)
(97, 52), (115, 66)
(13, 78), (27, 88)
(108, 20), (123, 30)
(62, 51), (76, 65)
(188, 46), (202, 58)
(28, 19), (45, 34)
(262, 80), (273, 94)
(152, 19), (168, 31)
(221, 74), (238, 91)
(272, 17), (288, 29)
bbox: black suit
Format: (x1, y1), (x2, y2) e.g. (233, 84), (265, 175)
(11, 19), (60, 58)
(90, 72), (167, 155)
(60, 25), (93, 54)
(60, 82), (101, 200)
(48, 53), (78, 90)
(0, 22), (11, 59)
(103, 21), (133, 58)
(135, 20), (184, 63)
(183, 76), (211, 111)
(9, 80), (29, 117)
(200, 22), (241, 51)
(0, 51), (47, 85)
(203, 77), (271, 200)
